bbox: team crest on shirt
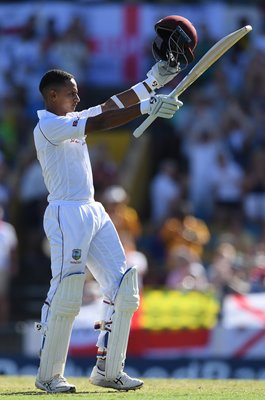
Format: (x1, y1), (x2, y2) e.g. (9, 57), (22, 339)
(72, 118), (79, 127)
(71, 249), (82, 263)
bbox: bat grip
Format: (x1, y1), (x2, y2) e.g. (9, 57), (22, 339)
(133, 90), (181, 138)
(133, 114), (157, 138)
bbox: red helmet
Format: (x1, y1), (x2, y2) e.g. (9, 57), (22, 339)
(153, 15), (198, 66)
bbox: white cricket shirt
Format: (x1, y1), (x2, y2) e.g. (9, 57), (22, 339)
(33, 106), (101, 202)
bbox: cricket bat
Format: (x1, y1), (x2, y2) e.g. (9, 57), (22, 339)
(133, 25), (252, 138)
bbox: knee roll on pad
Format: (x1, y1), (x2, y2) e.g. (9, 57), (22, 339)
(115, 268), (139, 313)
(51, 274), (85, 317)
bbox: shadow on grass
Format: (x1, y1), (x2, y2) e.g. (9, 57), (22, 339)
(0, 389), (123, 396)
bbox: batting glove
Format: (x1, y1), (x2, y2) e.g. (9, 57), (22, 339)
(140, 94), (183, 119)
(144, 60), (181, 90)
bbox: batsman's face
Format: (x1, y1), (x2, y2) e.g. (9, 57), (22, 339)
(51, 78), (80, 115)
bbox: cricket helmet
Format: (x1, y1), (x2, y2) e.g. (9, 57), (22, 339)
(152, 15), (198, 67)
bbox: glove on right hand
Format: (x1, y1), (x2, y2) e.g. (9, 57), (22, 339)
(145, 60), (181, 90)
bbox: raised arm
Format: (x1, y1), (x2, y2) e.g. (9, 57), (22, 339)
(85, 94), (183, 133)
(85, 60), (181, 133)
(85, 102), (141, 133)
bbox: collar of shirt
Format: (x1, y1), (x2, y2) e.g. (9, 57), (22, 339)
(37, 109), (55, 119)
(37, 110), (79, 120)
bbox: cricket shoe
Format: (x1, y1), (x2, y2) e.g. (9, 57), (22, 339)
(35, 374), (76, 393)
(90, 366), (143, 391)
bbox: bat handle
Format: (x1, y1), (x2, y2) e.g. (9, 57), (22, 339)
(133, 114), (157, 138)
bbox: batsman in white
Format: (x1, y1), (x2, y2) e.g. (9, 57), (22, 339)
(33, 15), (197, 394)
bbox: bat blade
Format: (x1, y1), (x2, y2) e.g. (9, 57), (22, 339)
(133, 25), (252, 138)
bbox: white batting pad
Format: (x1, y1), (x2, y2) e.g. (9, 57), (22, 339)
(105, 267), (140, 380)
(38, 273), (85, 381)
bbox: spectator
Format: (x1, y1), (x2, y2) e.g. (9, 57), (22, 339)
(46, 16), (90, 85)
(17, 150), (48, 233)
(12, 14), (42, 111)
(186, 128), (221, 220)
(120, 231), (148, 290)
(242, 149), (265, 226)
(101, 185), (142, 240)
(0, 205), (18, 324)
(41, 17), (59, 54)
(149, 159), (182, 226)
(208, 242), (251, 302)
(221, 46), (249, 95)
(249, 249), (265, 293)
(220, 98), (253, 168)
(160, 212), (210, 260)
(165, 245), (209, 292)
(209, 150), (244, 227)
(0, 152), (12, 218)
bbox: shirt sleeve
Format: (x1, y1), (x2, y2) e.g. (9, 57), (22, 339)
(41, 114), (87, 144)
(78, 105), (102, 118)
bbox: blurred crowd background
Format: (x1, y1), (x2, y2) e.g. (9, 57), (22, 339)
(0, 0), (265, 332)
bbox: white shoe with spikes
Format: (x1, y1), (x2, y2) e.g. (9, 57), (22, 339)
(35, 374), (76, 393)
(90, 366), (143, 391)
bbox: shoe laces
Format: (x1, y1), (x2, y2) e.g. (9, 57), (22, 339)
(53, 375), (67, 384)
(115, 371), (131, 384)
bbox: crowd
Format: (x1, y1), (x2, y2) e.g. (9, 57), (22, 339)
(0, 5), (265, 326)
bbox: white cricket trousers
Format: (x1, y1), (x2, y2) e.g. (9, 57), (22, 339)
(40, 200), (127, 346)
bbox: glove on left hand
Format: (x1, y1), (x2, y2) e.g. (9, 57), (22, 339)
(140, 94), (183, 119)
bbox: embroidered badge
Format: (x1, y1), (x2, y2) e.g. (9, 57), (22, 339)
(72, 249), (82, 261)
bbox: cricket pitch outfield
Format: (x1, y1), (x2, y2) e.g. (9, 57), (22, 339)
(0, 376), (265, 400)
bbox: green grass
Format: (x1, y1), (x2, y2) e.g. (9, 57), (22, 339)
(0, 376), (265, 400)
(0, 377), (265, 399)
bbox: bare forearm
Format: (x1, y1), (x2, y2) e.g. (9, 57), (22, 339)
(84, 72), (182, 133)
(85, 103), (142, 133)
(103, 83), (152, 110)
(84, 81), (153, 133)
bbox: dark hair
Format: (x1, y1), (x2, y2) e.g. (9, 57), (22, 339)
(39, 69), (74, 94)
